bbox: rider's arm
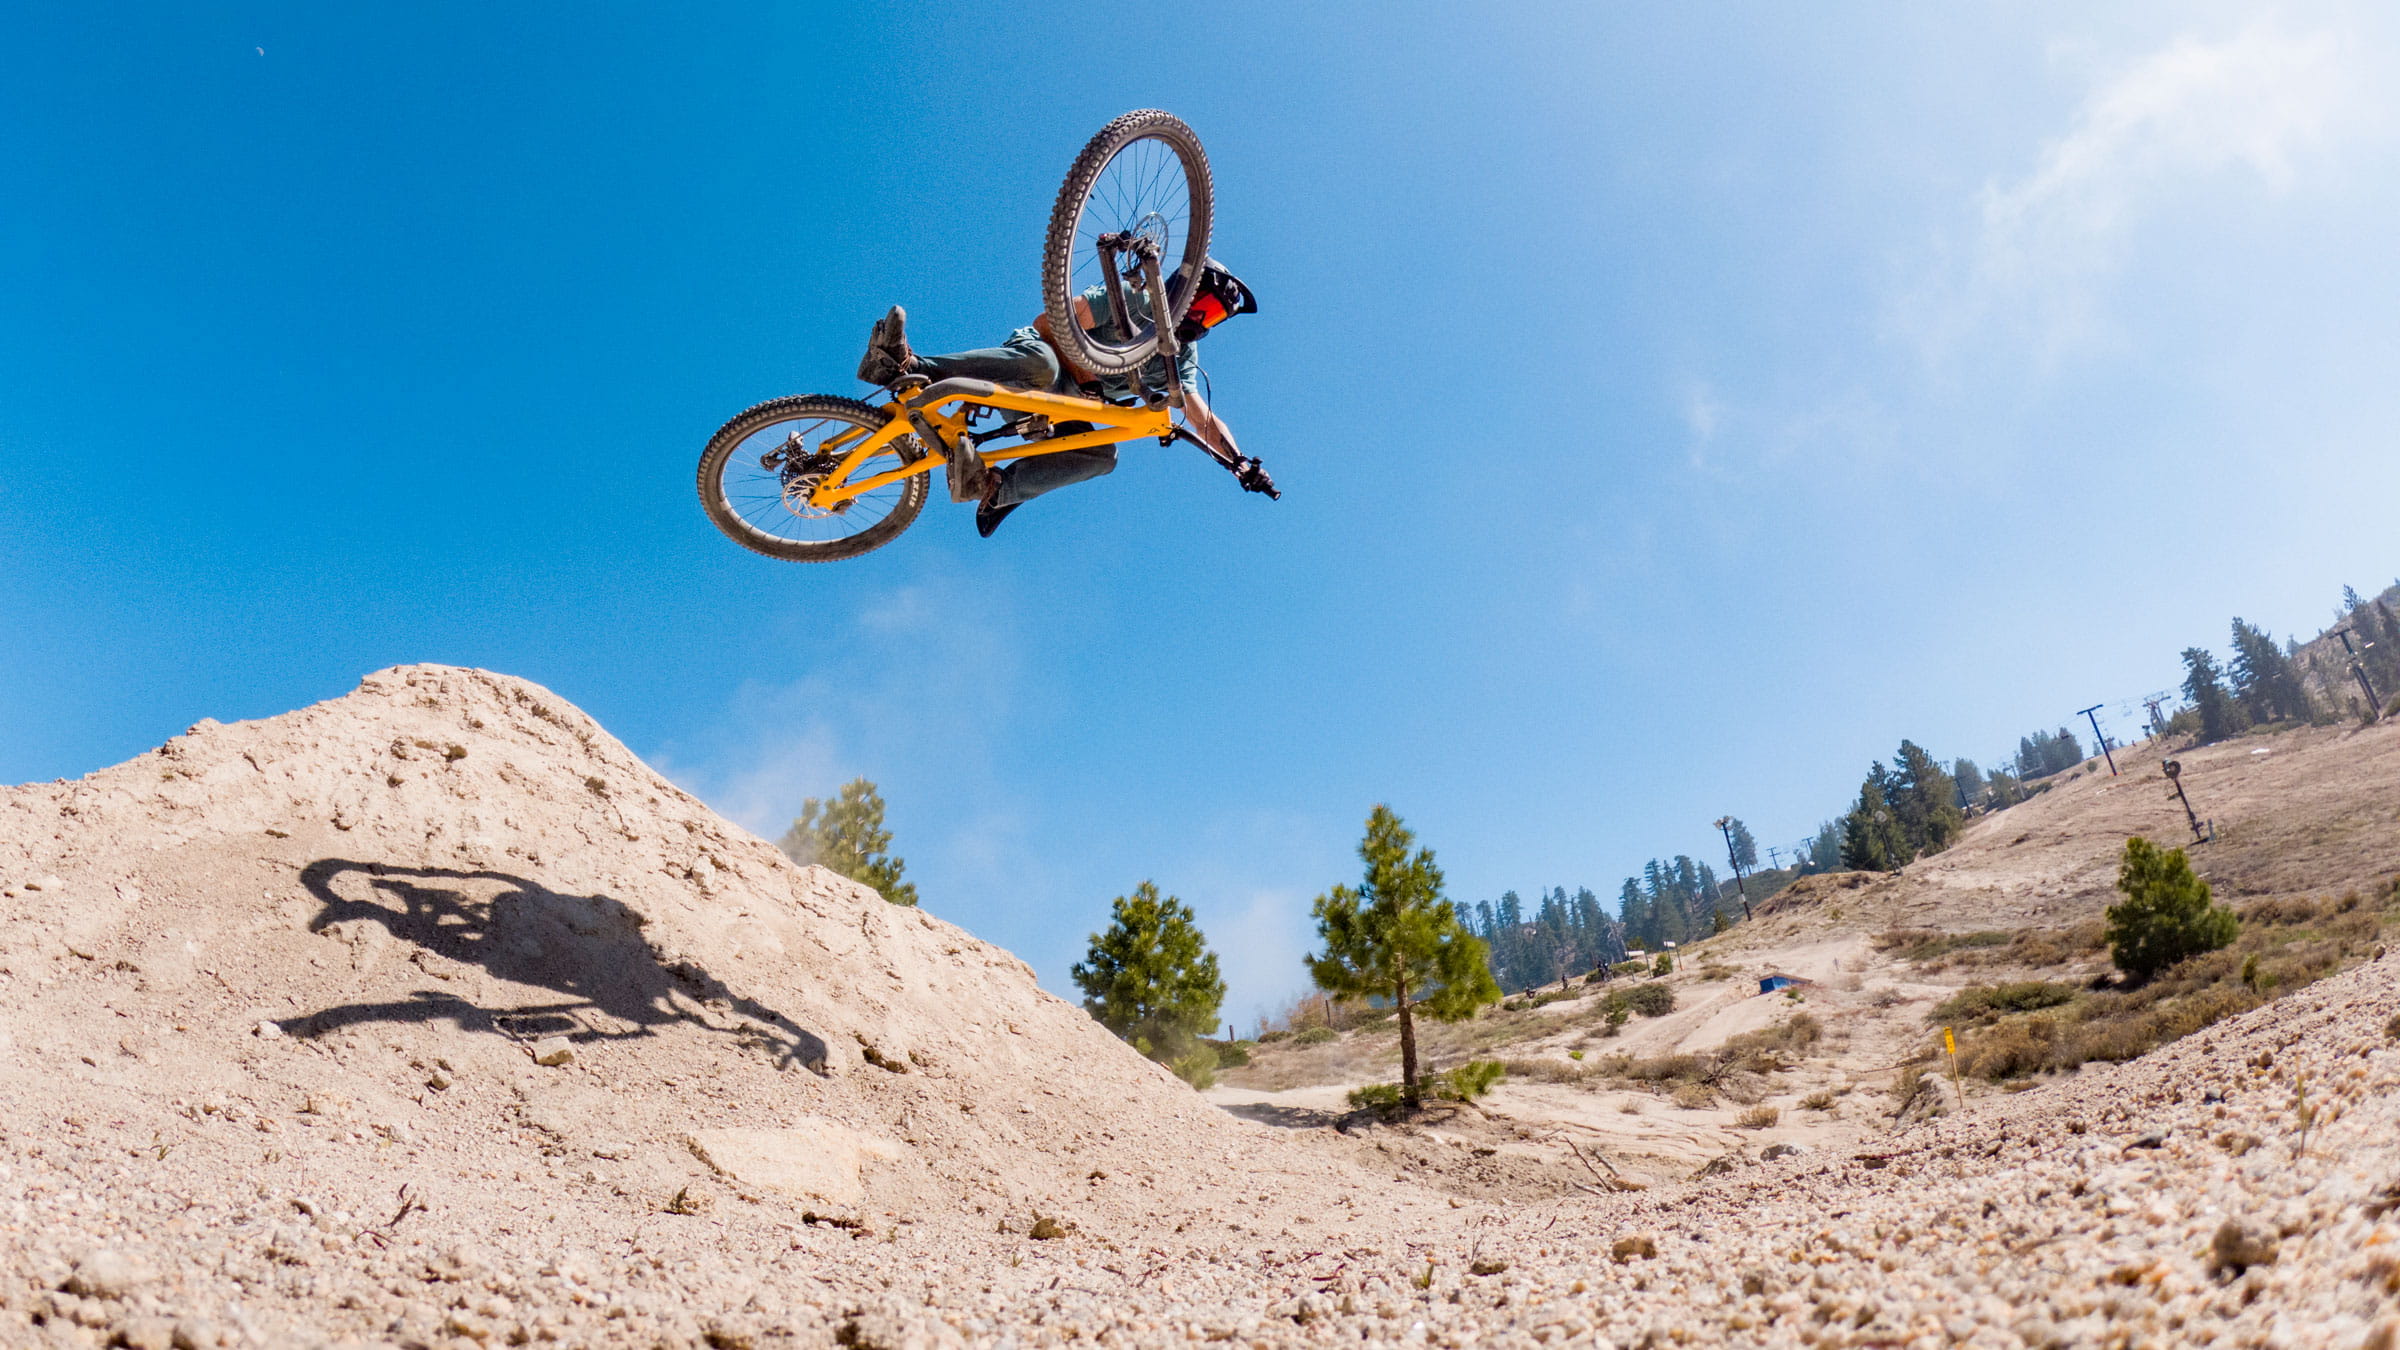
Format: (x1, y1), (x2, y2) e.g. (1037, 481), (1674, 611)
(1179, 386), (1240, 461)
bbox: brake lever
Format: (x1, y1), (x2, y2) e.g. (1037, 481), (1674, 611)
(1171, 427), (1280, 500)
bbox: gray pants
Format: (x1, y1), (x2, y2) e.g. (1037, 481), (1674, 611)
(912, 327), (1116, 508)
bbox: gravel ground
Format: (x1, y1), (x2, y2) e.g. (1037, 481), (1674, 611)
(2, 667), (2395, 1348)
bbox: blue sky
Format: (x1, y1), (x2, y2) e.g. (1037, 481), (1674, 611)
(7, 3), (2398, 1026)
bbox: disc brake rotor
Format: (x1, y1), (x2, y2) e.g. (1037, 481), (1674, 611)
(771, 441), (845, 519)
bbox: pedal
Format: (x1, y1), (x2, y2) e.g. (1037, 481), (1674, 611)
(943, 430), (988, 504)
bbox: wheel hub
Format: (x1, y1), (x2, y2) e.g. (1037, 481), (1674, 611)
(767, 437), (846, 518)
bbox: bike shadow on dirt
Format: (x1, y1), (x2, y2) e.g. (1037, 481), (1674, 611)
(290, 859), (829, 1074)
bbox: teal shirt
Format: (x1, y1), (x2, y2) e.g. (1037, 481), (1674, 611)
(1077, 283), (1200, 399)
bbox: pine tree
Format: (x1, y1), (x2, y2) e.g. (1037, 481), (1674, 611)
(1618, 879), (1651, 950)
(1724, 818), (1759, 871)
(2105, 837), (2237, 980)
(1806, 821), (1844, 872)
(2371, 601), (2400, 694)
(1889, 740), (1965, 855)
(1072, 882), (1226, 1086)
(2343, 584), (2365, 612)
(2049, 728), (2085, 775)
(1306, 806), (1499, 1107)
(2181, 648), (2241, 744)
(1951, 758), (1985, 809)
(1840, 765), (1911, 872)
(778, 778), (918, 906)
(2229, 619), (2310, 724)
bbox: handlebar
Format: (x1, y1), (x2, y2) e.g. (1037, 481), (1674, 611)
(1171, 427), (1280, 500)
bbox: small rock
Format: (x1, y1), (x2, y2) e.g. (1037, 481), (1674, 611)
(29, 875), (64, 892)
(171, 1316), (223, 1349)
(2124, 1130), (2167, 1150)
(253, 1020), (284, 1040)
(62, 1249), (151, 1299)
(1761, 1143), (1810, 1161)
(2209, 1218), (2279, 1276)
(117, 1316), (177, 1350)
(531, 1037), (575, 1067)
(1695, 1151), (1749, 1177)
(1612, 1234), (1657, 1263)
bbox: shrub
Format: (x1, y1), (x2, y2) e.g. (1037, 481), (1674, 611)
(1610, 959), (1649, 977)
(1620, 1053), (1708, 1084)
(1169, 1043), (1220, 1089)
(1670, 1083), (1713, 1110)
(1875, 929), (2011, 964)
(1929, 981), (2078, 1025)
(1439, 1059), (1506, 1099)
(1295, 1025), (1337, 1046)
(1799, 1090), (1837, 1111)
(1345, 1081), (1402, 1111)
(1498, 1057), (1596, 1085)
(1715, 1014), (1822, 1074)
(2107, 837), (2238, 980)
(1736, 1105), (1780, 1129)
(1608, 982), (1675, 1019)
(1256, 1029), (1292, 1044)
(1213, 1039), (1252, 1068)
(1346, 1060), (1504, 1112)
(2386, 1011), (2399, 1043)
(1618, 1096), (1644, 1114)
(1653, 953), (1674, 977)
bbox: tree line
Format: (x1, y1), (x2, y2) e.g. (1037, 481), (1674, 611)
(1464, 887), (1625, 995)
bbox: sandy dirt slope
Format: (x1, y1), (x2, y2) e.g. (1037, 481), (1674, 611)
(1219, 715), (2400, 1194)
(4, 667), (2397, 1347)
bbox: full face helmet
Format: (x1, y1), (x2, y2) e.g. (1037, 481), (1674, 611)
(1174, 257), (1258, 343)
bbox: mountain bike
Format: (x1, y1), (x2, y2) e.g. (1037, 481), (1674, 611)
(696, 110), (1278, 563)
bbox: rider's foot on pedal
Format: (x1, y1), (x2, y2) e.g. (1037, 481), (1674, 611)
(856, 305), (917, 386)
(975, 475), (1019, 539)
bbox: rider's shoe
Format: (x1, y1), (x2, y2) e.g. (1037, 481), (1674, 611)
(975, 475), (1019, 538)
(856, 306), (916, 386)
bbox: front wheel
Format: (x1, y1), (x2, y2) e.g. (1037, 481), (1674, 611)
(696, 395), (928, 562)
(1042, 110), (1214, 376)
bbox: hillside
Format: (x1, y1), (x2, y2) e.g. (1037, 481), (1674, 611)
(1219, 715), (2400, 1186)
(3, 668), (2397, 1347)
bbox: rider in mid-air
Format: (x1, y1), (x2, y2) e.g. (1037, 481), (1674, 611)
(855, 258), (1256, 537)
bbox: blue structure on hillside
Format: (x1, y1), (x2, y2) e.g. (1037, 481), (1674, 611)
(1758, 973), (1810, 995)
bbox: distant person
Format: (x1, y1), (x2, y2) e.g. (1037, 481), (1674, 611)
(855, 259), (1256, 536)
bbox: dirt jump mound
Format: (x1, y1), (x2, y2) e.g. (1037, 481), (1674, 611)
(0, 666), (1398, 1347)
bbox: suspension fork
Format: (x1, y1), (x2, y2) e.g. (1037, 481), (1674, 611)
(1092, 233), (1185, 412)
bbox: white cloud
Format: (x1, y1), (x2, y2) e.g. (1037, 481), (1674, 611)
(649, 571), (1021, 839)
(1202, 883), (1320, 1036)
(1910, 19), (2363, 364)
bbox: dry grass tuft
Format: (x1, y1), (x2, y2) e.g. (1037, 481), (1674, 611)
(1735, 1105), (1780, 1129)
(1798, 1090), (1837, 1111)
(1952, 882), (2398, 1081)
(1670, 1083), (1713, 1110)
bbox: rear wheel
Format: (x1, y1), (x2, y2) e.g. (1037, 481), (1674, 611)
(696, 395), (928, 562)
(1042, 110), (1213, 376)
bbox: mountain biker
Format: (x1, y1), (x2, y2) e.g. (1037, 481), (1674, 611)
(855, 259), (1257, 536)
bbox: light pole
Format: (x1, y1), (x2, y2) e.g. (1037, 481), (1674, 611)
(2078, 704), (2118, 776)
(1714, 816), (1753, 922)
(2332, 628), (2381, 713)
(2162, 759), (2210, 845)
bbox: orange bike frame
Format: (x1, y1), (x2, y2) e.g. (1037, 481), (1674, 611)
(809, 382), (1173, 509)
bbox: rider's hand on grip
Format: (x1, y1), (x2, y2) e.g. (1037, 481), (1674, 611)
(1235, 457), (1280, 499)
